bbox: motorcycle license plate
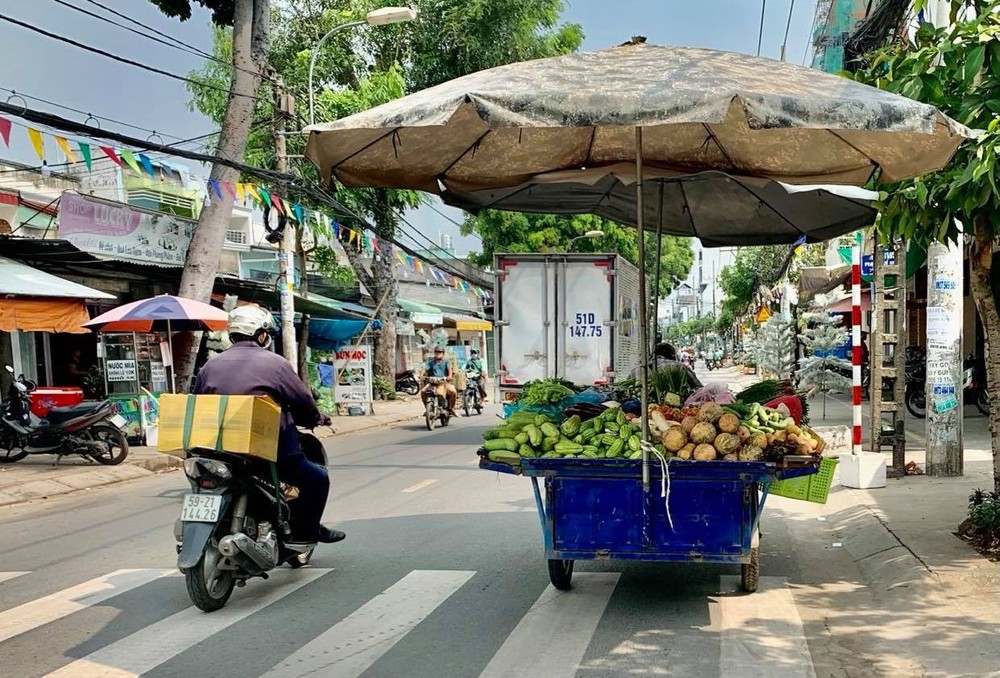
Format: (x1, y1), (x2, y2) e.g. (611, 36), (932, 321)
(180, 494), (222, 523)
(109, 414), (127, 430)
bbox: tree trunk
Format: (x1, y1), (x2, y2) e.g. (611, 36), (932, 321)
(296, 227), (310, 379)
(969, 220), (1000, 494)
(173, 0), (269, 391)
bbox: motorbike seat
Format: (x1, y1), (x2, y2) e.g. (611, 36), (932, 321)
(44, 401), (106, 425)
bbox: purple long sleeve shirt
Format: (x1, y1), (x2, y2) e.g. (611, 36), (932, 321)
(193, 342), (321, 460)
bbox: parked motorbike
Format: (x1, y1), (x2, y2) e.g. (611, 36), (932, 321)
(463, 371), (484, 417)
(422, 377), (451, 430)
(395, 369), (420, 396)
(1, 365), (128, 464)
(175, 431), (327, 612)
(905, 352), (989, 419)
(706, 357), (722, 371)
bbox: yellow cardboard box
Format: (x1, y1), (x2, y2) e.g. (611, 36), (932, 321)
(157, 394), (281, 461)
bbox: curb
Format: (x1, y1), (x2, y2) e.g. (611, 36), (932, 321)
(0, 451), (183, 508)
(314, 410), (425, 439)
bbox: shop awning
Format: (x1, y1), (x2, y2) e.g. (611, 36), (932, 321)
(294, 292), (372, 320)
(442, 312), (492, 331)
(398, 298), (443, 325)
(0, 256), (114, 333)
(307, 318), (369, 349)
(0, 256), (115, 300)
(826, 291), (871, 314)
(0, 298), (92, 333)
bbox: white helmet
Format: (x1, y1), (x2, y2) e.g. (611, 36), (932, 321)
(227, 305), (275, 340)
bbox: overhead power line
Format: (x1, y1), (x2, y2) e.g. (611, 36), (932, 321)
(52, 0), (279, 86)
(0, 100), (491, 289)
(0, 12), (263, 101)
(0, 86), (192, 142)
(757, 0), (768, 57)
(81, 0), (216, 59)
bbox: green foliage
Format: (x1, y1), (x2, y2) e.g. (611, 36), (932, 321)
(664, 315), (715, 345)
(718, 244), (826, 319)
(968, 488), (1000, 531)
(148, 0), (234, 25)
(462, 211), (694, 298)
(312, 245), (357, 284)
(406, 0), (583, 90)
(849, 2), (1000, 245)
(372, 374), (397, 400)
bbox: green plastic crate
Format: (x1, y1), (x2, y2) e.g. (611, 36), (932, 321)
(770, 457), (838, 504)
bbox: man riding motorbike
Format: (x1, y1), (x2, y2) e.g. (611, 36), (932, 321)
(421, 346), (458, 416)
(465, 349), (488, 402)
(193, 305), (345, 545)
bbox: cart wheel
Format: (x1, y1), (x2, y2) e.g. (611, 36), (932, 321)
(741, 547), (760, 593)
(547, 559), (574, 591)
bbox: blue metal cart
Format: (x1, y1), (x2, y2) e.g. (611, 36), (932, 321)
(480, 456), (818, 592)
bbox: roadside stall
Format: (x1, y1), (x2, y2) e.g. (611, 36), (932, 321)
(83, 295), (228, 444)
(304, 42), (971, 591)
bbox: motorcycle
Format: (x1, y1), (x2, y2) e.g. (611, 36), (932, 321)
(175, 430), (327, 612)
(706, 357), (722, 371)
(422, 376), (451, 430)
(395, 369), (420, 396)
(1, 365), (128, 464)
(463, 370), (484, 417)
(905, 352), (989, 419)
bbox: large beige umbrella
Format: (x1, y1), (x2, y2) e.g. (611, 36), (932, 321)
(304, 41), (974, 491)
(305, 41), (973, 192)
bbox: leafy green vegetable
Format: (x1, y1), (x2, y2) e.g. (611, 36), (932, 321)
(519, 379), (576, 406)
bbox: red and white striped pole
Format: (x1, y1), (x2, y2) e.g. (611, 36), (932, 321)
(851, 231), (863, 454)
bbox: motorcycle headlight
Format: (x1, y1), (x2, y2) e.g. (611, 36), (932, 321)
(183, 457), (232, 481)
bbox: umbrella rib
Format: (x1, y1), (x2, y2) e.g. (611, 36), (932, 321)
(826, 129), (878, 183)
(676, 180), (700, 239)
(330, 127), (400, 171)
(728, 177), (807, 237)
(584, 126), (597, 166)
(437, 130), (492, 181)
(701, 123), (739, 171)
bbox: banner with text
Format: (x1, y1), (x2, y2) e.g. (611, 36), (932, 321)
(58, 192), (194, 267)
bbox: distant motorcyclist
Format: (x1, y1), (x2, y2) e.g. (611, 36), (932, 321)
(465, 349), (488, 402)
(193, 305), (345, 545)
(421, 346), (458, 416)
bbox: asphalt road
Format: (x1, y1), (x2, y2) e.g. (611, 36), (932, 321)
(0, 401), (976, 677)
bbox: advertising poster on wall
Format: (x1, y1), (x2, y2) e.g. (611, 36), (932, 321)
(334, 345), (373, 407)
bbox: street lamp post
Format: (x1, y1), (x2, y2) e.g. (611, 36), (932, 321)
(307, 7), (418, 125)
(567, 230), (604, 252)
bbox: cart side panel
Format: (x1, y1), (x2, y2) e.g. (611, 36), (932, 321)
(548, 475), (748, 560)
(548, 476), (645, 551)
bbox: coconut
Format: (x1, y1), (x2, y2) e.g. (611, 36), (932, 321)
(662, 427), (688, 453)
(714, 432), (741, 455)
(681, 416), (699, 433)
(698, 402), (724, 423)
(693, 444), (717, 461)
(717, 413), (740, 434)
(690, 422), (717, 445)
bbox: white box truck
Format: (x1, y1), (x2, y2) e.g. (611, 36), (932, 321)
(494, 253), (643, 402)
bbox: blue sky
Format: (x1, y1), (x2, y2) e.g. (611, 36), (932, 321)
(0, 0), (818, 256)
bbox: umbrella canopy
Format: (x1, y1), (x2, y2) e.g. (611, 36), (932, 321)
(305, 42), (973, 192)
(441, 165), (878, 246)
(84, 294), (229, 333)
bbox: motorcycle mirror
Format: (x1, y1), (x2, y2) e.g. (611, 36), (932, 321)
(4, 365), (12, 374)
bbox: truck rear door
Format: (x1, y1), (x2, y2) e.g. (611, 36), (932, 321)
(558, 258), (614, 386)
(496, 258), (555, 387)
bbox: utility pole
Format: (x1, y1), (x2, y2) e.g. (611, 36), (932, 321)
(926, 235), (964, 476)
(272, 74), (297, 367)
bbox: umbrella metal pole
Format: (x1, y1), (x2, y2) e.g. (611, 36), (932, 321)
(168, 319), (177, 393)
(635, 127), (650, 492)
(653, 183), (664, 346)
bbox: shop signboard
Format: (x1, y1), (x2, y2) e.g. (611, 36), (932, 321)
(58, 192), (194, 267)
(106, 359), (138, 382)
(333, 345), (373, 406)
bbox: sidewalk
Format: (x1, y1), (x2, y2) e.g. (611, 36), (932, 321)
(0, 397), (426, 508)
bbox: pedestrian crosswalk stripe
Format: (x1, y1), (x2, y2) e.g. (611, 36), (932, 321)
(43, 568), (330, 678)
(0, 569), (174, 645)
(717, 576), (817, 678)
(263, 569), (475, 678)
(0, 571), (29, 585)
(479, 573), (620, 678)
